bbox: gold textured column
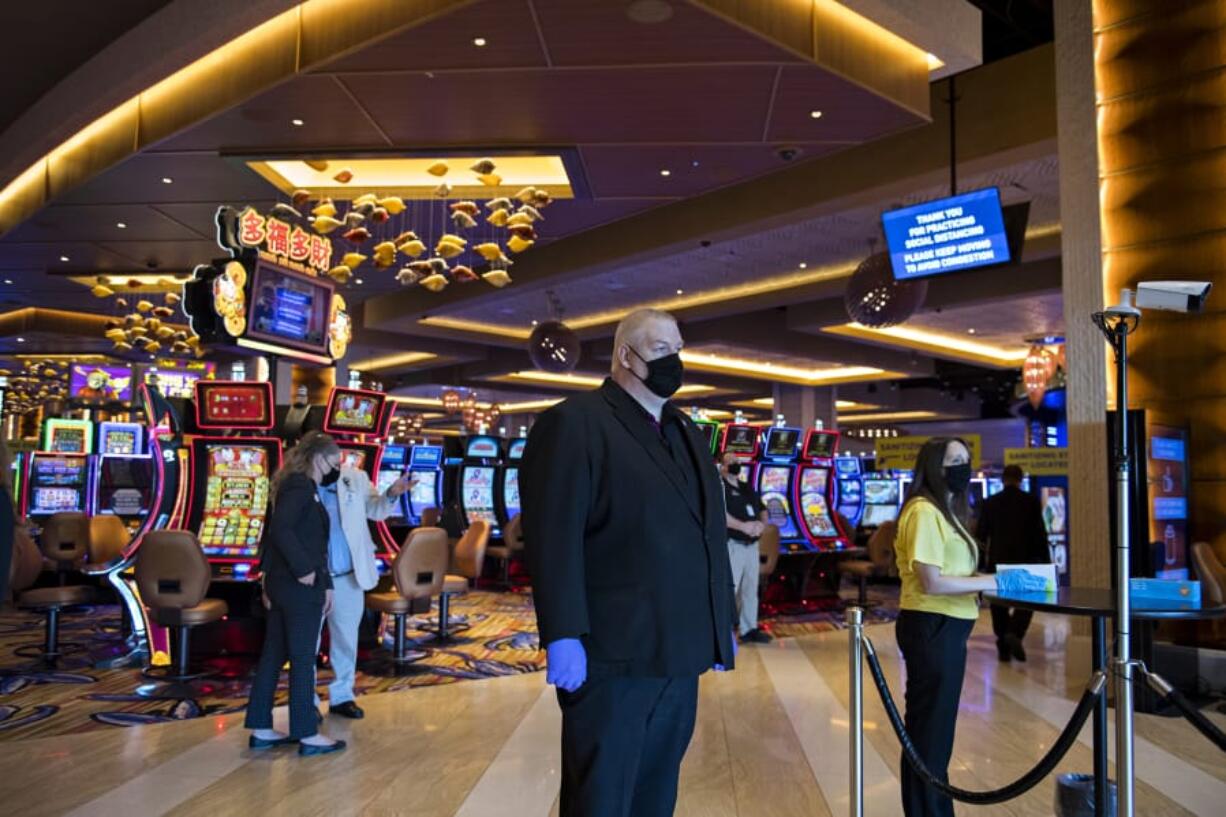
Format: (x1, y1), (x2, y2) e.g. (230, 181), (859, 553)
(1054, 0), (1111, 589)
(1095, 0), (1226, 566)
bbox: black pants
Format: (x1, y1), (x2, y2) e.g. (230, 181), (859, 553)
(990, 605), (1033, 642)
(244, 576), (324, 740)
(557, 675), (699, 817)
(895, 610), (975, 817)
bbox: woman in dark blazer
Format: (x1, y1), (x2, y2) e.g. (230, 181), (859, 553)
(244, 431), (346, 756)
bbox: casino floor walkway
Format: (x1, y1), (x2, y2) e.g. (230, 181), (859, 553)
(2, 614), (1222, 817)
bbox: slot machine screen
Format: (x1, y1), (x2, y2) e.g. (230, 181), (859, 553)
(722, 426), (758, 456)
(764, 429), (800, 458)
(798, 468), (838, 537)
(28, 456), (88, 515)
(378, 445), (408, 496)
(862, 502), (900, 527)
(507, 438), (527, 460)
(323, 388), (386, 435)
(465, 436), (500, 459)
(835, 457), (861, 477)
(758, 465), (799, 538)
(803, 432), (836, 459)
(96, 456), (154, 516)
(462, 466), (499, 526)
(862, 478), (901, 507)
(198, 444), (271, 558)
(46, 421), (92, 453)
(410, 470), (439, 515)
(504, 468), (521, 521)
(195, 382), (273, 430)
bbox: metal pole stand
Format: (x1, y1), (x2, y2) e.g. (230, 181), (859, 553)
(847, 606), (864, 817)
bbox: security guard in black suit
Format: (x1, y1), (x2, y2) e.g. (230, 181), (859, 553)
(522, 308), (737, 817)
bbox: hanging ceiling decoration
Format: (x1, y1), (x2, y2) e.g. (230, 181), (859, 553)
(90, 277), (202, 358)
(1021, 342), (1063, 408)
(264, 157), (549, 293)
(441, 389), (462, 415)
(528, 290), (581, 373)
(0, 358), (70, 415)
(843, 252), (928, 327)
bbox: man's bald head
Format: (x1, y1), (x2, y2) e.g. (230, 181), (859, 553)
(611, 309), (680, 375)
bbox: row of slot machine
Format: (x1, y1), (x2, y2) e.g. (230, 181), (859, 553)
(691, 420), (864, 556)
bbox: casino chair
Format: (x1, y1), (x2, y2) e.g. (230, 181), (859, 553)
(82, 515), (136, 641)
(15, 513), (94, 664)
(836, 519), (897, 608)
(485, 513), (524, 588)
(420, 507), (442, 528)
(364, 527), (449, 672)
(134, 530), (228, 694)
(434, 519), (490, 644)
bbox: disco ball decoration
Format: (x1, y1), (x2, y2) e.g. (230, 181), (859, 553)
(528, 320), (581, 373)
(441, 389), (462, 414)
(844, 252), (928, 328)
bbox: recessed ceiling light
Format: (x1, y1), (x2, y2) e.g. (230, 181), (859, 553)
(473, 37), (487, 47)
(691, 160), (700, 168)
(798, 262), (807, 269)
(659, 169), (671, 177)
(59, 255), (69, 262)
(531, 320), (539, 326)
(3, 279), (11, 285)
(967, 328), (976, 334)
(810, 110), (823, 119)
(15, 337), (24, 343)
(291, 118), (305, 127)
(116, 222), (127, 229)
(161, 177), (173, 184)
(355, 278), (364, 285)
(676, 289), (684, 295)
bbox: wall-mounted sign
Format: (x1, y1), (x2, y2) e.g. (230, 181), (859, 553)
(875, 434), (982, 471)
(1003, 447), (1068, 476)
(68, 364), (133, 403)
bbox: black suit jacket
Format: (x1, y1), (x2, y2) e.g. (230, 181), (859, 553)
(976, 485), (1051, 570)
(522, 379), (736, 678)
(260, 473), (332, 592)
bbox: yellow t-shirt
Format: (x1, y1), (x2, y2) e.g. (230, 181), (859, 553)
(895, 498), (981, 620)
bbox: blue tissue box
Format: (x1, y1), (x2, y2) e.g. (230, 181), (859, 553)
(1129, 578), (1201, 604)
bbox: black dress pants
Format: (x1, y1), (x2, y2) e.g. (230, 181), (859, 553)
(895, 610), (975, 817)
(557, 675), (699, 817)
(990, 605), (1033, 642)
(244, 576), (325, 740)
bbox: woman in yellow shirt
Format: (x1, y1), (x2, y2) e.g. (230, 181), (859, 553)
(893, 437), (1045, 816)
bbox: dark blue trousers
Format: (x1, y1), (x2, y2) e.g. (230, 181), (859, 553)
(244, 575), (325, 740)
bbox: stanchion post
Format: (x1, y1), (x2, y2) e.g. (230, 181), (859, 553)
(847, 606), (864, 817)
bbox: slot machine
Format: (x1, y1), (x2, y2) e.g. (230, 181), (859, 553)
(179, 381), (283, 582)
(22, 451), (91, 519)
(458, 435), (503, 535)
(794, 428), (848, 550)
(376, 444), (410, 526)
(91, 421), (154, 531)
(860, 472), (903, 529)
(692, 419), (721, 456)
(753, 427), (808, 553)
(717, 423), (761, 465)
(834, 456), (865, 528)
(498, 437), (527, 525)
(405, 444), (444, 526)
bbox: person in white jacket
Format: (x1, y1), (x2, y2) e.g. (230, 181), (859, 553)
(309, 439), (414, 719)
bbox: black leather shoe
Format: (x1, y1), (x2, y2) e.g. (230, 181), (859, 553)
(746, 629), (773, 643)
(996, 639), (1012, 662)
(299, 739), (347, 757)
(1008, 636), (1027, 662)
(330, 701), (365, 719)
(248, 734), (295, 750)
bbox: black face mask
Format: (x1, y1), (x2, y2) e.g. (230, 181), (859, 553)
(943, 463), (972, 494)
(321, 466), (341, 486)
(726, 463), (742, 477)
(629, 346), (684, 399)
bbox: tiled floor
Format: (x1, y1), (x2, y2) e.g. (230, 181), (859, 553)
(1, 612), (1223, 816)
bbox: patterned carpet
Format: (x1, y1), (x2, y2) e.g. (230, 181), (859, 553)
(0, 585), (899, 742)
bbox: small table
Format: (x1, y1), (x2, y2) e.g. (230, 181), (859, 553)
(984, 588), (1226, 817)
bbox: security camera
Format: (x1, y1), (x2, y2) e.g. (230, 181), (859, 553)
(776, 146), (802, 162)
(1135, 281), (1212, 313)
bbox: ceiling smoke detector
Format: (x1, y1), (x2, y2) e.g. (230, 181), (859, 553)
(627, 0), (674, 24)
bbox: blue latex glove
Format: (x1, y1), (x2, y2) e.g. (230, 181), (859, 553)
(546, 638), (587, 692)
(996, 569), (1048, 594)
(714, 629), (738, 672)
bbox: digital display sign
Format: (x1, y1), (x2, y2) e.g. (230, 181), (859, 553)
(462, 466), (499, 526)
(882, 188), (1012, 280)
(247, 260), (333, 355)
(465, 436), (500, 459)
(507, 439), (527, 460)
(27, 454), (89, 516)
(69, 364), (133, 403)
(100, 422), (144, 455)
(147, 360), (215, 399)
(1148, 424), (1189, 580)
(803, 431), (837, 460)
(323, 388), (386, 435)
(764, 428), (800, 459)
(722, 425), (759, 456)
(410, 445), (442, 467)
(195, 381), (273, 429)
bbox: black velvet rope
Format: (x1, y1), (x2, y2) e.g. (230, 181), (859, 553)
(1151, 683), (1226, 754)
(861, 638), (1105, 805)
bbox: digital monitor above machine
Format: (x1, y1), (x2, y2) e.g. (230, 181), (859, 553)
(722, 425), (759, 456)
(803, 431), (837, 460)
(763, 428), (800, 459)
(506, 438), (528, 460)
(882, 188), (1011, 280)
(99, 422), (144, 455)
(410, 445), (443, 467)
(465, 436), (500, 459)
(246, 260), (333, 356)
(323, 387), (386, 435)
(195, 381), (274, 430)
(835, 456), (862, 476)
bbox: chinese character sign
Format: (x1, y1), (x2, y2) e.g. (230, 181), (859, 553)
(235, 206), (332, 275)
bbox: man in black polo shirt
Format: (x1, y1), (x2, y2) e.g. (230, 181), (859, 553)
(721, 451), (772, 643)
